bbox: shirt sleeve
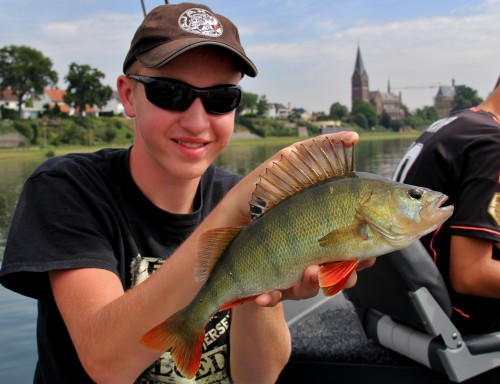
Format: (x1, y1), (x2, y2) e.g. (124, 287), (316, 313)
(450, 134), (500, 243)
(0, 163), (121, 300)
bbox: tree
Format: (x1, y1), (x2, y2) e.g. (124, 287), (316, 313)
(0, 45), (58, 117)
(256, 95), (268, 117)
(237, 91), (258, 116)
(329, 102), (349, 120)
(404, 106), (439, 129)
(380, 111), (391, 129)
(64, 63), (112, 116)
(352, 113), (368, 130)
(351, 99), (378, 128)
(418, 105), (439, 122)
(451, 85), (483, 113)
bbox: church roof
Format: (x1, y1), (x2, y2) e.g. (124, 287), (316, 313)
(436, 85), (455, 98)
(353, 46), (367, 76)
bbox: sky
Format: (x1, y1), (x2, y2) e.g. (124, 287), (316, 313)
(1, 0), (499, 113)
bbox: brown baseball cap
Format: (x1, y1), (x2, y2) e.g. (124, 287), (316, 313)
(123, 3), (257, 77)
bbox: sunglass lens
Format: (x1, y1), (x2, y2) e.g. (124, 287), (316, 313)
(145, 81), (193, 111)
(203, 87), (241, 114)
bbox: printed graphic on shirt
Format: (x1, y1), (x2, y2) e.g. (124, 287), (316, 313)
(131, 255), (232, 384)
(392, 142), (423, 182)
(488, 192), (500, 226)
(426, 116), (458, 133)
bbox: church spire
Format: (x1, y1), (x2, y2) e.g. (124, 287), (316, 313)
(351, 44), (370, 106)
(354, 45), (366, 76)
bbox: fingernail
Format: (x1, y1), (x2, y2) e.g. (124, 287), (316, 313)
(340, 132), (355, 142)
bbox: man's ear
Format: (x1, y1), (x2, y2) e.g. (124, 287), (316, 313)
(117, 75), (136, 118)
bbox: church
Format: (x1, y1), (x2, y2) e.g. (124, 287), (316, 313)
(351, 46), (405, 122)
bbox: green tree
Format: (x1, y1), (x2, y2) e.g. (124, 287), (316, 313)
(451, 85), (483, 113)
(351, 99), (378, 128)
(418, 105), (439, 122)
(0, 45), (58, 117)
(380, 111), (392, 129)
(329, 102), (349, 120)
(237, 91), (258, 116)
(256, 95), (268, 117)
(352, 113), (368, 130)
(64, 63), (112, 116)
(404, 106), (439, 129)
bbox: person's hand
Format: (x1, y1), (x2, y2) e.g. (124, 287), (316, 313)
(220, 132), (359, 228)
(255, 258), (376, 307)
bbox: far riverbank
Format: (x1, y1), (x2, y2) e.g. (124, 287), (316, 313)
(0, 131), (420, 161)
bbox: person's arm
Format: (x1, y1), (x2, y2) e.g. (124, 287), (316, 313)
(50, 132), (363, 383)
(449, 235), (500, 298)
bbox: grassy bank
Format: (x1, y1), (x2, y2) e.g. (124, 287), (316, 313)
(0, 131), (419, 161)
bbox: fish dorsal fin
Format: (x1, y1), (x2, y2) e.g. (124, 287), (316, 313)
(249, 138), (354, 220)
(195, 227), (242, 282)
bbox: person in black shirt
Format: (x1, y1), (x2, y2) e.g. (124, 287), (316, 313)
(393, 75), (500, 334)
(0, 3), (372, 383)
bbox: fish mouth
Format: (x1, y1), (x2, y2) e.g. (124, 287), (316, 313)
(421, 193), (454, 224)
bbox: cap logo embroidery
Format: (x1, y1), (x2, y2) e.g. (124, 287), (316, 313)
(178, 8), (223, 38)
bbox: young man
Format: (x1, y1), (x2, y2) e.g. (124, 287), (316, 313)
(0, 3), (371, 383)
(393, 75), (500, 334)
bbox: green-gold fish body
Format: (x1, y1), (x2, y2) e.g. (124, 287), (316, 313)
(141, 138), (454, 378)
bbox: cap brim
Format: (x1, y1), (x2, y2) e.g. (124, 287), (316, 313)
(136, 38), (258, 78)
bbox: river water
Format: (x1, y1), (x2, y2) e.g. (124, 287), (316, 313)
(0, 136), (415, 383)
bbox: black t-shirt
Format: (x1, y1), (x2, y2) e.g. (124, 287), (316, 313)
(393, 108), (500, 334)
(0, 148), (242, 383)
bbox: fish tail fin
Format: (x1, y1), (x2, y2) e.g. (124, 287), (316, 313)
(140, 312), (205, 379)
(319, 260), (359, 296)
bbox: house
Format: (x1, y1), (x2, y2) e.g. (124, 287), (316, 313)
(30, 88), (72, 116)
(0, 87), (19, 111)
(99, 91), (125, 116)
(290, 108), (312, 121)
(1, 87), (123, 118)
(266, 103), (289, 118)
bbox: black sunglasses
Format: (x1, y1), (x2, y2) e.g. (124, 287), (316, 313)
(127, 75), (242, 115)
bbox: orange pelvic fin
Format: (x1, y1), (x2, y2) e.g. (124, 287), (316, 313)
(219, 295), (260, 311)
(319, 260), (359, 296)
(140, 312), (205, 379)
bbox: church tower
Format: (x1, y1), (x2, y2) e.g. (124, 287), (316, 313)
(351, 45), (369, 107)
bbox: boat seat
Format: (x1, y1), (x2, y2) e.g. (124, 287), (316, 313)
(344, 240), (500, 383)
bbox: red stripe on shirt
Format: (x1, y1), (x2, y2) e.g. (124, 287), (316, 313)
(452, 306), (471, 318)
(429, 224), (445, 264)
(451, 225), (500, 237)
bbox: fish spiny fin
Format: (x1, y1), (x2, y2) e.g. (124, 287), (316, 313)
(141, 312), (206, 379)
(319, 260), (359, 296)
(196, 227), (241, 282)
(250, 138), (355, 220)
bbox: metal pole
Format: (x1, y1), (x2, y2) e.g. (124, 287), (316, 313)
(140, 0), (147, 17)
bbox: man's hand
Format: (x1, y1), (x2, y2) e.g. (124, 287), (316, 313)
(255, 258), (376, 307)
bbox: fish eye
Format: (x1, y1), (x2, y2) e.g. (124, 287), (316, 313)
(408, 188), (423, 200)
